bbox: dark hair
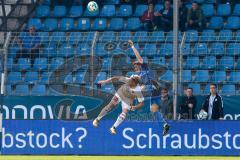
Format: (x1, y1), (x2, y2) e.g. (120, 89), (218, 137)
(161, 88), (168, 92)
(187, 87), (193, 91)
(210, 84), (217, 87)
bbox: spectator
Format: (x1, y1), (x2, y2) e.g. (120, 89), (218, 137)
(17, 26), (41, 63)
(151, 88), (173, 120)
(154, 0), (173, 32)
(179, 0), (188, 32)
(201, 84), (224, 120)
(140, 3), (155, 31)
(179, 88), (197, 119)
(187, 1), (205, 32)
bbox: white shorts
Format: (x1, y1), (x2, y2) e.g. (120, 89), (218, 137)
(115, 93), (131, 110)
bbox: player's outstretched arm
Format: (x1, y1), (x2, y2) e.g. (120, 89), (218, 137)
(98, 76), (124, 85)
(131, 101), (144, 111)
(128, 40), (143, 64)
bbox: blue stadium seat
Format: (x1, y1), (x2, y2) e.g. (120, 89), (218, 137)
(28, 18), (42, 30)
(76, 72), (86, 84)
(217, 4), (231, 16)
(7, 72), (22, 84)
(194, 0), (205, 3)
(15, 85), (29, 95)
(168, 57), (173, 68)
(195, 70), (209, 82)
(58, 44), (74, 57)
(102, 84), (115, 94)
(159, 43), (173, 56)
(68, 32), (81, 45)
(6, 85), (12, 95)
(118, 5), (132, 17)
(69, 6), (83, 17)
(188, 83), (201, 95)
(76, 43), (91, 55)
(212, 71), (226, 83)
(227, 43), (240, 55)
(219, 56), (234, 69)
(143, 44), (157, 57)
(202, 56), (216, 69)
(165, 31), (182, 42)
(181, 43), (191, 56)
(155, 4), (163, 11)
(59, 18), (74, 31)
(185, 30), (198, 42)
(84, 7), (99, 17)
(210, 43), (225, 55)
(92, 18), (107, 30)
(133, 31), (148, 42)
(193, 43), (208, 55)
(95, 43), (107, 57)
(202, 4), (215, 17)
(101, 5), (115, 17)
(42, 18), (58, 31)
(76, 18), (91, 30)
(159, 70), (172, 82)
(183, 56), (199, 69)
(218, 29), (233, 41)
(134, 5), (148, 16)
(118, 31), (132, 41)
(125, 18), (141, 30)
(101, 57), (112, 70)
(50, 32), (66, 43)
(152, 57), (166, 66)
(222, 84), (235, 95)
(225, 16), (240, 30)
(33, 58), (48, 71)
(208, 17), (224, 29)
(39, 72), (50, 84)
(230, 71), (240, 82)
(149, 31), (165, 42)
(50, 58), (64, 70)
(182, 70), (192, 82)
(38, 32), (49, 43)
(25, 72), (39, 84)
(103, 0), (119, 4)
(233, 4), (240, 16)
(199, 30), (216, 42)
(235, 30), (240, 41)
(15, 58), (31, 71)
(8, 45), (18, 58)
(95, 72), (107, 83)
(64, 74), (73, 84)
(31, 85), (46, 95)
(35, 5), (50, 17)
(7, 58), (14, 70)
(53, 6), (66, 17)
(43, 43), (57, 57)
(109, 18), (124, 31)
(203, 84), (210, 94)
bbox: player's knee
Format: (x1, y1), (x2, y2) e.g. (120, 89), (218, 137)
(151, 103), (159, 113)
(119, 112), (126, 120)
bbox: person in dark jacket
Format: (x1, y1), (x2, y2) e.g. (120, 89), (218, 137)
(179, 88), (197, 119)
(187, 1), (205, 32)
(201, 84), (224, 120)
(140, 3), (155, 31)
(179, 0), (188, 32)
(154, 0), (173, 32)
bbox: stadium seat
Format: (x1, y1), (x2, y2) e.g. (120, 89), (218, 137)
(225, 16), (240, 30)
(103, 0), (120, 4)
(100, 31), (116, 42)
(68, 32), (82, 45)
(227, 43), (240, 55)
(31, 85), (46, 95)
(165, 31), (182, 42)
(84, 7), (99, 17)
(155, 4), (163, 11)
(28, 18), (42, 30)
(43, 43), (57, 57)
(8, 45), (18, 58)
(76, 43), (91, 55)
(219, 56), (234, 69)
(233, 4), (240, 16)
(50, 58), (64, 70)
(195, 70), (209, 82)
(182, 70), (192, 82)
(185, 30), (198, 42)
(202, 4), (215, 17)
(125, 18), (141, 30)
(152, 57), (166, 66)
(35, 5), (50, 17)
(92, 18), (107, 30)
(118, 31), (132, 41)
(218, 29), (233, 41)
(7, 72), (22, 84)
(235, 30), (240, 41)
(15, 58), (31, 71)
(58, 44), (74, 57)
(95, 43), (107, 57)
(109, 18), (124, 31)
(69, 6), (83, 17)
(95, 72), (107, 83)
(118, 5), (132, 17)
(76, 72), (86, 84)
(203, 84), (210, 94)
(101, 5), (116, 17)
(50, 32), (66, 43)
(38, 32), (49, 43)
(193, 43), (208, 55)
(181, 43), (191, 56)
(42, 18), (58, 31)
(53, 6), (66, 17)
(7, 58), (14, 70)
(210, 42), (225, 56)
(101, 57), (112, 70)
(217, 4), (231, 16)
(222, 84), (235, 95)
(229, 71), (240, 82)
(64, 74), (73, 84)
(39, 72), (50, 84)
(188, 83), (201, 95)
(202, 56), (216, 69)
(15, 85), (29, 95)
(199, 30), (216, 42)
(76, 18), (91, 30)
(183, 56), (199, 69)
(33, 58), (48, 71)
(6, 85), (12, 95)
(102, 84), (115, 94)
(59, 18), (74, 31)
(211, 71), (226, 83)
(134, 5), (148, 16)
(25, 72), (39, 84)
(159, 70), (172, 82)
(208, 17), (224, 29)
(159, 43), (173, 56)
(143, 44), (157, 57)
(194, 0), (205, 3)
(133, 31), (148, 42)
(149, 31), (165, 42)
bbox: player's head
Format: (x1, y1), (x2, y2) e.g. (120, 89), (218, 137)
(164, 0), (171, 9)
(186, 87), (193, 97)
(210, 84), (217, 95)
(148, 3), (154, 12)
(161, 88), (168, 98)
(192, 1), (199, 10)
(129, 75), (141, 87)
(133, 61), (142, 72)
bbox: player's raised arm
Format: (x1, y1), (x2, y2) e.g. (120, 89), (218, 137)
(98, 76), (128, 85)
(128, 40), (143, 64)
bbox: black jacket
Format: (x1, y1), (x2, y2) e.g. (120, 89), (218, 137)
(179, 96), (197, 119)
(202, 94), (224, 120)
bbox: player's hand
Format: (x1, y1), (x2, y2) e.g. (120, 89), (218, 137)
(98, 80), (105, 86)
(128, 40), (134, 47)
